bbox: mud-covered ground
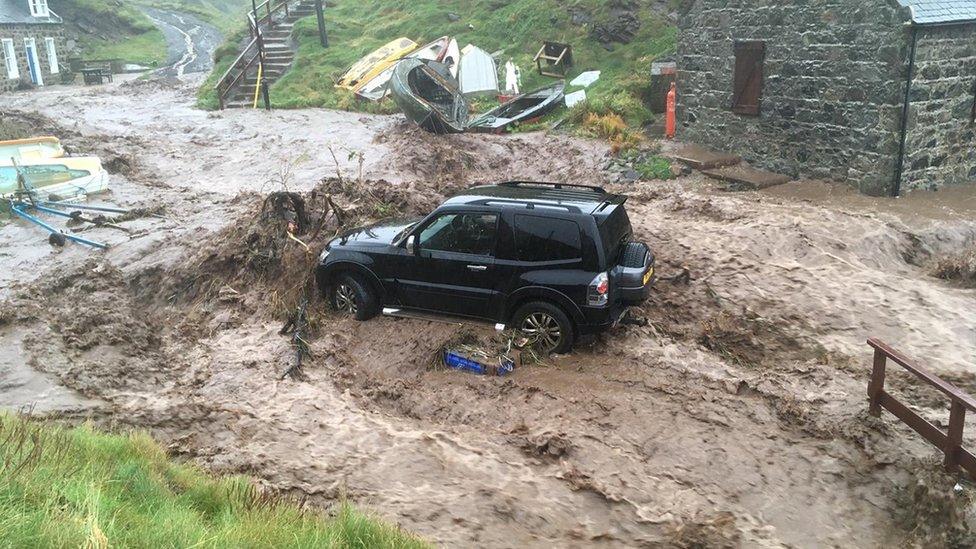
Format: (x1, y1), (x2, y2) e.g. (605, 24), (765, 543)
(2, 76), (976, 547)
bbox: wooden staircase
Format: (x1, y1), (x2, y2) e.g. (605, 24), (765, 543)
(216, 0), (317, 109)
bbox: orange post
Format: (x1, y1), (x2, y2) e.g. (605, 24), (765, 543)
(665, 82), (677, 139)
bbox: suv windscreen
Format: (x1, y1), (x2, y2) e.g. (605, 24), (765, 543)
(418, 213), (497, 256)
(514, 214), (582, 262)
(598, 206), (633, 267)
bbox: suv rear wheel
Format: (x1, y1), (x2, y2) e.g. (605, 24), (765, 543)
(513, 301), (574, 355)
(330, 273), (379, 321)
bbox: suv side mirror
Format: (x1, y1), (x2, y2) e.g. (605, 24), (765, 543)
(405, 234), (416, 255)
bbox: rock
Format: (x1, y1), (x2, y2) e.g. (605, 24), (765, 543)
(447, 12), (460, 22)
(622, 169), (640, 182)
(569, 8), (591, 26)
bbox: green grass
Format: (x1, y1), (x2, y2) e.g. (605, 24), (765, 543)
(199, 0), (676, 129)
(50, 0), (167, 66)
(0, 413), (427, 548)
(138, 0), (255, 34)
(51, 0), (252, 66)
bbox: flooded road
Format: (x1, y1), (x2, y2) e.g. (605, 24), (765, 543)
(143, 8), (222, 77)
(1, 77), (975, 546)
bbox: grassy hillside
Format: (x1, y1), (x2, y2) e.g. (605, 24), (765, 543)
(199, 0), (676, 129)
(51, 0), (251, 66)
(140, 0), (255, 34)
(0, 414), (426, 548)
(51, 0), (167, 66)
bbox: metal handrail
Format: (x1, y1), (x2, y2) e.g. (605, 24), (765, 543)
(216, 0), (295, 108)
(867, 338), (976, 479)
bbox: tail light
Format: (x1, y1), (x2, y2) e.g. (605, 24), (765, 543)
(588, 272), (609, 307)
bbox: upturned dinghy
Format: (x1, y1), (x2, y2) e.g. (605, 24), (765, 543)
(467, 81), (565, 133)
(389, 58), (469, 134)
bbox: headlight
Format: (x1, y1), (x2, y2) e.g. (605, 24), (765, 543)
(318, 247), (330, 262)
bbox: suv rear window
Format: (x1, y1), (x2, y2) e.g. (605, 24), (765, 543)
(514, 214), (581, 262)
(598, 206), (633, 266)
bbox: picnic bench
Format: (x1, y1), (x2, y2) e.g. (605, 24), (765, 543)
(81, 67), (113, 85)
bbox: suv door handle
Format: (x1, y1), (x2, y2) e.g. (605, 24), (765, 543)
(466, 265), (488, 271)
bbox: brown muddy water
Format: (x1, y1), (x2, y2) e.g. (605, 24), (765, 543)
(1, 75), (975, 547)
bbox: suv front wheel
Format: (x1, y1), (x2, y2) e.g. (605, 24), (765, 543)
(329, 273), (379, 321)
(512, 301), (575, 355)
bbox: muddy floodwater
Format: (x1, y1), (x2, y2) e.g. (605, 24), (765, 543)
(1, 76), (975, 547)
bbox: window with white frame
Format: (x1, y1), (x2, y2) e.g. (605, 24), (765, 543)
(28, 0), (50, 17)
(44, 37), (58, 74)
(1, 39), (18, 80)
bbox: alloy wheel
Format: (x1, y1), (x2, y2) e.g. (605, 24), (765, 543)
(519, 312), (562, 353)
(334, 283), (358, 314)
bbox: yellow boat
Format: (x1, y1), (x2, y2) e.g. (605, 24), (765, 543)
(336, 37), (418, 92)
(1, 137), (109, 200)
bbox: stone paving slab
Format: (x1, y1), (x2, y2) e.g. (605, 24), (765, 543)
(672, 144), (741, 170)
(702, 164), (793, 191)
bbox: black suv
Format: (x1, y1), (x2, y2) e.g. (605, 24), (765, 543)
(315, 181), (655, 353)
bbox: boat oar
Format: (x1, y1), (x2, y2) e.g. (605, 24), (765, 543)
(9, 201), (108, 249)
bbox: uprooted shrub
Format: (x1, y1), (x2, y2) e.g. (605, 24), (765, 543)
(895, 459), (976, 547)
(931, 245), (976, 288)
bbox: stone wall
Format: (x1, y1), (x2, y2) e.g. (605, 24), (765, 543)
(900, 24), (976, 193)
(676, 0), (911, 196)
(0, 23), (67, 94)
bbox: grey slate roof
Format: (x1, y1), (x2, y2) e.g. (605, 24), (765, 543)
(0, 0), (61, 24)
(897, 0), (976, 24)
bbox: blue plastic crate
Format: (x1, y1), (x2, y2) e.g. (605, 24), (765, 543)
(443, 350), (515, 376)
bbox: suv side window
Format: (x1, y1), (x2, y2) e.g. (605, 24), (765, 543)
(418, 213), (498, 256)
(514, 214), (581, 262)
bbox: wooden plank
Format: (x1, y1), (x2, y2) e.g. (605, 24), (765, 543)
(868, 338), (976, 411)
(958, 448), (976, 478)
(880, 392), (948, 449)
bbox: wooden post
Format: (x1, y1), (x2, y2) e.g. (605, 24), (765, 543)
(262, 81), (271, 111)
(284, 0), (289, 16)
(945, 400), (965, 472)
(868, 348), (887, 416)
(315, 0), (328, 48)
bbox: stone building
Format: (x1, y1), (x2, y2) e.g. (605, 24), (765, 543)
(676, 0), (976, 196)
(1, 0), (65, 94)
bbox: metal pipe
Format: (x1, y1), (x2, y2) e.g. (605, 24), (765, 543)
(30, 203), (75, 218)
(40, 201), (130, 214)
(10, 203), (108, 249)
(893, 25), (919, 197)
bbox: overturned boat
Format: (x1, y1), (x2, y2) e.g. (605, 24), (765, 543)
(1, 137), (109, 201)
(356, 36), (452, 102)
(467, 81), (565, 133)
(335, 37), (418, 92)
(389, 58), (469, 134)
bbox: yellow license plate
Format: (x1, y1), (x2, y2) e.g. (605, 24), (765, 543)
(643, 267), (654, 285)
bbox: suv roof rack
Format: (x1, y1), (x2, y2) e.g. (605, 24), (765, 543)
(483, 199), (579, 213)
(498, 181), (607, 193)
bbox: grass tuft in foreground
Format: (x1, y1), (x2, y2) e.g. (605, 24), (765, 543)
(0, 413), (427, 548)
